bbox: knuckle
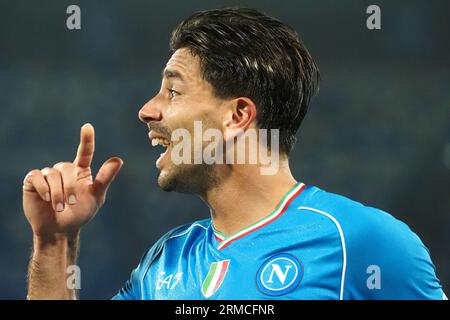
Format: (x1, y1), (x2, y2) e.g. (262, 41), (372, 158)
(43, 168), (60, 177)
(25, 169), (38, 178)
(54, 162), (74, 171)
(41, 167), (52, 175)
(23, 169), (42, 185)
(40, 182), (50, 191)
(23, 170), (35, 183)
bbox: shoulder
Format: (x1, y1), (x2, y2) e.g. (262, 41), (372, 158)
(165, 219), (211, 241)
(298, 185), (421, 251)
(298, 185), (444, 299)
(140, 218), (210, 266)
(112, 219), (210, 300)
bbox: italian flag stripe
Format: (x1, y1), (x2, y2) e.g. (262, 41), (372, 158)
(216, 182), (306, 250)
(202, 262), (218, 296)
(202, 260), (230, 298)
(212, 260), (230, 292)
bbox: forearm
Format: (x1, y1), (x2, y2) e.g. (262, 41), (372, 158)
(27, 233), (80, 300)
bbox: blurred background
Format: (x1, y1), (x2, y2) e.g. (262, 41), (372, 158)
(0, 0), (449, 299)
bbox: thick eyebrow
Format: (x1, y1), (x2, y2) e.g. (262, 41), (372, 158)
(162, 68), (185, 82)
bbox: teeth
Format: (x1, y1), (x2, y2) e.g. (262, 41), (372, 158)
(151, 138), (170, 147)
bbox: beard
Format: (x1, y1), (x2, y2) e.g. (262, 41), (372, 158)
(157, 161), (220, 194)
(153, 116), (227, 194)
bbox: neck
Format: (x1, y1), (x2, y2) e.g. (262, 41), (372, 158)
(201, 159), (298, 236)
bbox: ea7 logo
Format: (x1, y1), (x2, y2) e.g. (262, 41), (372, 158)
(156, 272), (183, 290)
(257, 253), (303, 296)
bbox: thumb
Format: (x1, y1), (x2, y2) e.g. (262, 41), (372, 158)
(92, 157), (123, 203)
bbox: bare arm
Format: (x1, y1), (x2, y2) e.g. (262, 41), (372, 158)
(27, 234), (79, 300)
(23, 124), (123, 300)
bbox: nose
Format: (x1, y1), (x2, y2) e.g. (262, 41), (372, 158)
(138, 95), (162, 124)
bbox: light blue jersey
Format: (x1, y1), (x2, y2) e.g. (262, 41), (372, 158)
(113, 182), (446, 300)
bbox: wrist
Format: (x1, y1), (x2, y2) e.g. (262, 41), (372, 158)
(33, 231), (80, 252)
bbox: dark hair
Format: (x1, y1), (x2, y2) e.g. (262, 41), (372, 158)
(170, 7), (320, 154)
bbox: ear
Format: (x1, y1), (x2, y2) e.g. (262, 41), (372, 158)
(223, 97), (257, 140)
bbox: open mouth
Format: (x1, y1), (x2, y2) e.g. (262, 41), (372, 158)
(151, 137), (171, 148)
(150, 135), (171, 169)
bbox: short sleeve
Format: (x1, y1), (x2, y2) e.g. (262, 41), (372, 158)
(112, 223), (192, 300)
(344, 208), (445, 300)
(112, 248), (152, 300)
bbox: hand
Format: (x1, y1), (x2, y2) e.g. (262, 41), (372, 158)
(22, 123), (123, 239)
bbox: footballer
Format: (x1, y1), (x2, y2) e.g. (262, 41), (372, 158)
(22, 8), (446, 300)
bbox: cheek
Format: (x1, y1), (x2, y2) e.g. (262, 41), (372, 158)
(203, 105), (227, 132)
(162, 105), (199, 138)
(195, 97), (224, 124)
(165, 94), (224, 131)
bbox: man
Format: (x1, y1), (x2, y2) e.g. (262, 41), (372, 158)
(23, 8), (445, 300)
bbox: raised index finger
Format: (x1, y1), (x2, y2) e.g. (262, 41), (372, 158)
(74, 123), (95, 168)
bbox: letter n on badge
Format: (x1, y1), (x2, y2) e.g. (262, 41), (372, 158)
(201, 260), (230, 298)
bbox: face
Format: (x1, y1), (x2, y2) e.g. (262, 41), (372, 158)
(139, 48), (228, 193)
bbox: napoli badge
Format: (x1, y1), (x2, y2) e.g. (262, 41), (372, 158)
(256, 253), (303, 296)
(201, 260), (230, 298)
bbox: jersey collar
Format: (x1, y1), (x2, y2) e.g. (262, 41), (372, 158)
(212, 182), (306, 250)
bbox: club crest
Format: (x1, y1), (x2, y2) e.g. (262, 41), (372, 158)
(257, 253), (303, 296)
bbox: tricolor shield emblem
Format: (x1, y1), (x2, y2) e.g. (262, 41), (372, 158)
(201, 260), (230, 298)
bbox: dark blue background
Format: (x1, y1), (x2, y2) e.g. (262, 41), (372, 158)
(0, 0), (449, 299)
